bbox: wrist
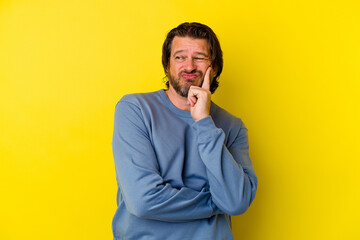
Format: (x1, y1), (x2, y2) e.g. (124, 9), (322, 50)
(193, 113), (210, 122)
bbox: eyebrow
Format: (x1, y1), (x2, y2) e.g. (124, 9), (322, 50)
(173, 50), (209, 58)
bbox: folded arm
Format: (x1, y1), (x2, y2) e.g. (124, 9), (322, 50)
(193, 116), (258, 216)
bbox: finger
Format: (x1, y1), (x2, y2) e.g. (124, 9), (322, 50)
(187, 97), (194, 107)
(201, 67), (211, 90)
(189, 96), (197, 106)
(187, 91), (197, 106)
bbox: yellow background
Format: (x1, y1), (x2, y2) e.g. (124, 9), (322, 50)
(1, 0), (359, 239)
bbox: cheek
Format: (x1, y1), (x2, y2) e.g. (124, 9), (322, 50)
(200, 62), (211, 70)
(168, 64), (177, 75)
(198, 66), (208, 75)
(173, 66), (182, 75)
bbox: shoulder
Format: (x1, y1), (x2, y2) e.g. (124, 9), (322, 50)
(114, 90), (166, 123)
(210, 102), (248, 145)
(113, 91), (163, 132)
(114, 90), (166, 115)
(117, 90), (162, 107)
(210, 102), (246, 130)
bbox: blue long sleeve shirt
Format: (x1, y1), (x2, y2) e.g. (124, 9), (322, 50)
(112, 89), (257, 240)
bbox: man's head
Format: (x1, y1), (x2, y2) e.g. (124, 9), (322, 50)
(162, 22), (223, 96)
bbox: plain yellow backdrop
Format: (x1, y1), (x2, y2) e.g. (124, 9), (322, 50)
(1, 0), (359, 239)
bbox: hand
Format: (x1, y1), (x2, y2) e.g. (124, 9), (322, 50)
(187, 67), (212, 121)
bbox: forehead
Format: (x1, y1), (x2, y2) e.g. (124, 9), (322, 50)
(171, 36), (210, 55)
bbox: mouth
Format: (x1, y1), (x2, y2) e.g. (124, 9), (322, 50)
(181, 73), (199, 79)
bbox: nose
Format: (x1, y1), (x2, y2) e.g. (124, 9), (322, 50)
(184, 58), (196, 72)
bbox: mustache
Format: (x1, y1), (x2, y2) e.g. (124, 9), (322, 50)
(179, 70), (203, 75)
(180, 69), (202, 74)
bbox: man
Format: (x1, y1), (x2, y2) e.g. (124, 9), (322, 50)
(112, 22), (257, 240)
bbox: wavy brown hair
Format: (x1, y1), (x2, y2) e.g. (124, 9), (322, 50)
(162, 22), (223, 93)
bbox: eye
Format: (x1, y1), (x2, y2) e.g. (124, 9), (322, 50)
(194, 57), (208, 62)
(175, 56), (183, 60)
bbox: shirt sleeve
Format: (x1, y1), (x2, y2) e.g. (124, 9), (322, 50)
(193, 116), (258, 216)
(112, 100), (219, 222)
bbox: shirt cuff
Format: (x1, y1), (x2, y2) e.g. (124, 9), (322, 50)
(192, 116), (223, 143)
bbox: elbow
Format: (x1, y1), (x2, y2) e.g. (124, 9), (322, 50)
(230, 174), (258, 215)
(215, 194), (251, 216)
(127, 194), (163, 219)
(129, 201), (153, 219)
(217, 181), (257, 216)
(226, 201), (251, 216)
(213, 195), (252, 216)
(231, 183), (258, 215)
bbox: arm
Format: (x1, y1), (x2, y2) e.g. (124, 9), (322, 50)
(193, 116), (258, 216)
(187, 67), (257, 215)
(112, 100), (219, 222)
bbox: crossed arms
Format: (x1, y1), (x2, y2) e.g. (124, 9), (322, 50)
(112, 98), (258, 222)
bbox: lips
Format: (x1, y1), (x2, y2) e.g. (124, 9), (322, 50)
(181, 73), (199, 79)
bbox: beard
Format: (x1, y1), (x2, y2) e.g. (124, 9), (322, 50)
(168, 70), (203, 97)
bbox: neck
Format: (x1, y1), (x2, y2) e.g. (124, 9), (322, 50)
(165, 86), (190, 111)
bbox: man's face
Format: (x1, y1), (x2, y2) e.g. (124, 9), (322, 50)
(168, 36), (211, 97)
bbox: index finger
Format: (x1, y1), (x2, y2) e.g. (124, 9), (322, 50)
(201, 67), (212, 90)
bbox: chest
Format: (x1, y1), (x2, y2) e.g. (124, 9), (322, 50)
(147, 112), (209, 191)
